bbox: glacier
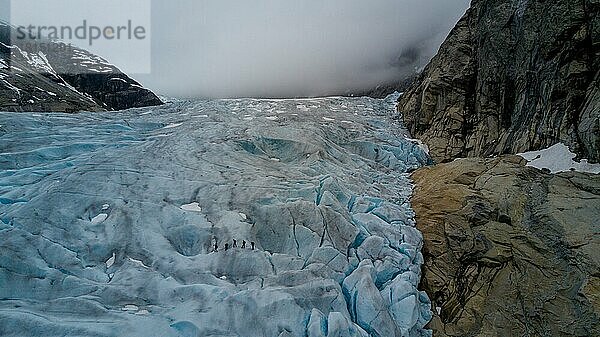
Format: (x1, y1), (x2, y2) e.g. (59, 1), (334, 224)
(0, 94), (432, 337)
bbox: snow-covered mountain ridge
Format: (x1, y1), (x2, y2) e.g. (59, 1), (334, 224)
(0, 23), (162, 112)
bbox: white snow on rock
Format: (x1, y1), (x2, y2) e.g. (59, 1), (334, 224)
(518, 143), (600, 174)
(17, 50), (58, 76)
(180, 202), (202, 212)
(71, 49), (115, 73)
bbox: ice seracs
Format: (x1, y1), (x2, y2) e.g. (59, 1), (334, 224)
(0, 94), (432, 337)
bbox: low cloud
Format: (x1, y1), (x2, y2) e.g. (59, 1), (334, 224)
(136, 0), (470, 98)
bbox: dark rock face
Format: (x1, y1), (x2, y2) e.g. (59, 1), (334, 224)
(348, 75), (417, 99)
(0, 24), (163, 112)
(398, 0), (599, 163)
(411, 156), (600, 336)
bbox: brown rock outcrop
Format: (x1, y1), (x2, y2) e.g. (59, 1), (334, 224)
(411, 156), (600, 336)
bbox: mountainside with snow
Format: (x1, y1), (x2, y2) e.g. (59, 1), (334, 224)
(0, 23), (163, 112)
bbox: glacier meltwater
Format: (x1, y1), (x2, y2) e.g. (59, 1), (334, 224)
(0, 94), (433, 337)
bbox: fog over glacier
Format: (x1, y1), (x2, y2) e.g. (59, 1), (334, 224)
(136, 0), (469, 98)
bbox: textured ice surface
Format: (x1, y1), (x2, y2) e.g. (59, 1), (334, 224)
(0, 94), (432, 336)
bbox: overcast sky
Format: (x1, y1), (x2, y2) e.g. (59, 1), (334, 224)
(9, 0), (470, 98)
(138, 0), (470, 98)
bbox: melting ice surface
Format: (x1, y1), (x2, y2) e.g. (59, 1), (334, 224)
(0, 94), (432, 337)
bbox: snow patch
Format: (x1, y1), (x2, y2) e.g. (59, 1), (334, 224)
(91, 213), (108, 224)
(106, 252), (116, 268)
(122, 305), (139, 312)
(128, 257), (151, 269)
(518, 143), (600, 174)
(180, 202), (202, 212)
(163, 123), (183, 129)
(110, 78), (128, 83)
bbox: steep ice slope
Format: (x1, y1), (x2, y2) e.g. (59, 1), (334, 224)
(0, 95), (431, 337)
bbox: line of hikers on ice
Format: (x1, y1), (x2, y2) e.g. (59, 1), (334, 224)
(212, 238), (254, 252)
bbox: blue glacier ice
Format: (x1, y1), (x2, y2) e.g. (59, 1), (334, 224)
(0, 94), (432, 336)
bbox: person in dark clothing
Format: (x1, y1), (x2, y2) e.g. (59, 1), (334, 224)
(233, 239), (237, 248)
(241, 240), (246, 249)
(251, 242), (255, 250)
(225, 243), (229, 251)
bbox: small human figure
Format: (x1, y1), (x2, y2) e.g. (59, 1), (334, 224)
(241, 240), (246, 249)
(251, 242), (255, 250)
(225, 243), (229, 251)
(233, 239), (237, 248)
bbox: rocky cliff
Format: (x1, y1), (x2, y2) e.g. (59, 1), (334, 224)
(411, 156), (600, 336)
(398, 0), (599, 163)
(0, 24), (163, 112)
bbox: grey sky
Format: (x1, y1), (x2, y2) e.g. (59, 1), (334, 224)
(7, 0), (470, 98)
(133, 0), (470, 98)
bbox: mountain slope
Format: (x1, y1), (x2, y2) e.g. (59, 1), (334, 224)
(0, 24), (163, 112)
(397, 0), (599, 163)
